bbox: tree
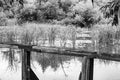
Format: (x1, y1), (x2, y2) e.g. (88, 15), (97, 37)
(0, 0), (25, 10)
(0, 0), (26, 18)
(58, 0), (72, 13)
(17, 7), (38, 24)
(100, 0), (120, 26)
(36, 0), (66, 22)
(42, 2), (58, 20)
(82, 0), (120, 26)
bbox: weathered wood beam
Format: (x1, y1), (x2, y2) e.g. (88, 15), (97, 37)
(1, 43), (120, 62)
(32, 48), (120, 62)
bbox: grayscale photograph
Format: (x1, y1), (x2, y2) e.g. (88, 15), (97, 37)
(0, 0), (120, 80)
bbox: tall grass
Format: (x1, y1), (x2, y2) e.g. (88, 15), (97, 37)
(92, 24), (120, 54)
(0, 23), (77, 47)
(48, 26), (58, 46)
(2, 23), (120, 54)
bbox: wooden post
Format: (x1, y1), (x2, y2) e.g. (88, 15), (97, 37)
(81, 56), (88, 80)
(88, 58), (94, 80)
(86, 58), (90, 80)
(81, 57), (94, 80)
(22, 46), (32, 80)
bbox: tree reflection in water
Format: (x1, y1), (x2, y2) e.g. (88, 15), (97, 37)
(1, 48), (21, 71)
(1, 38), (120, 73)
(32, 52), (75, 74)
(1, 48), (79, 74)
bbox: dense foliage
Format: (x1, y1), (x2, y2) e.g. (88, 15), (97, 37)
(1, 0), (120, 27)
(100, 0), (120, 26)
(0, 0), (102, 27)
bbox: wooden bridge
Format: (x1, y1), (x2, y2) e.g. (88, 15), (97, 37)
(1, 42), (120, 80)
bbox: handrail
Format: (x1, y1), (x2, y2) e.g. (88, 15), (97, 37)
(0, 42), (120, 61)
(1, 42), (120, 80)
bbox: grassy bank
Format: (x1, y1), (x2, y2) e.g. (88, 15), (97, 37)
(0, 23), (77, 48)
(1, 23), (120, 54)
(91, 24), (120, 54)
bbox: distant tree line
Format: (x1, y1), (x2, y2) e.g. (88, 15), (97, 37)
(17, 0), (101, 28)
(1, 0), (119, 27)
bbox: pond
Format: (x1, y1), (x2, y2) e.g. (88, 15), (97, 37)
(0, 48), (120, 80)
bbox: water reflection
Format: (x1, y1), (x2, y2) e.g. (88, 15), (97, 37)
(31, 59), (81, 80)
(0, 49), (82, 80)
(0, 44), (120, 80)
(31, 52), (78, 73)
(0, 50), (21, 80)
(94, 59), (120, 80)
(1, 48), (21, 70)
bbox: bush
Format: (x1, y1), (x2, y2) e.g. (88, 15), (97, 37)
(0, 12), (7, 26)
(17, 2), (62, 24)
(56, 9), (66, 21)
(36, 10), (45, 22)
(59, 0), (72, 13)
(37, 1), (61, 21)
(17, 7), (38, 24)
(42, 2), (58, 20)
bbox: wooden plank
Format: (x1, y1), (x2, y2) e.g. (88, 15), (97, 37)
(1, 43), (120, 61)
(32, 48), (120, 62)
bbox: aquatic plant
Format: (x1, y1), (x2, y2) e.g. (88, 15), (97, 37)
(48, 27), (58, 46)
(92, 24), (120, 54)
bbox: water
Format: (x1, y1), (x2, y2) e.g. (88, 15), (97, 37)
(0, 48), (120, 80)
(0, 53), (21, 80)
(94, 60), (120, 80)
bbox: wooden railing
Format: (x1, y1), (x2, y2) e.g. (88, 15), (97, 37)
(1, 43), (120, 80)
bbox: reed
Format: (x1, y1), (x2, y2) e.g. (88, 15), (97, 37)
(0, 23), (78, 69)
(92, 24), (120, 54)
(68, 26), (76, 49)
(48, 26), (58, 46)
